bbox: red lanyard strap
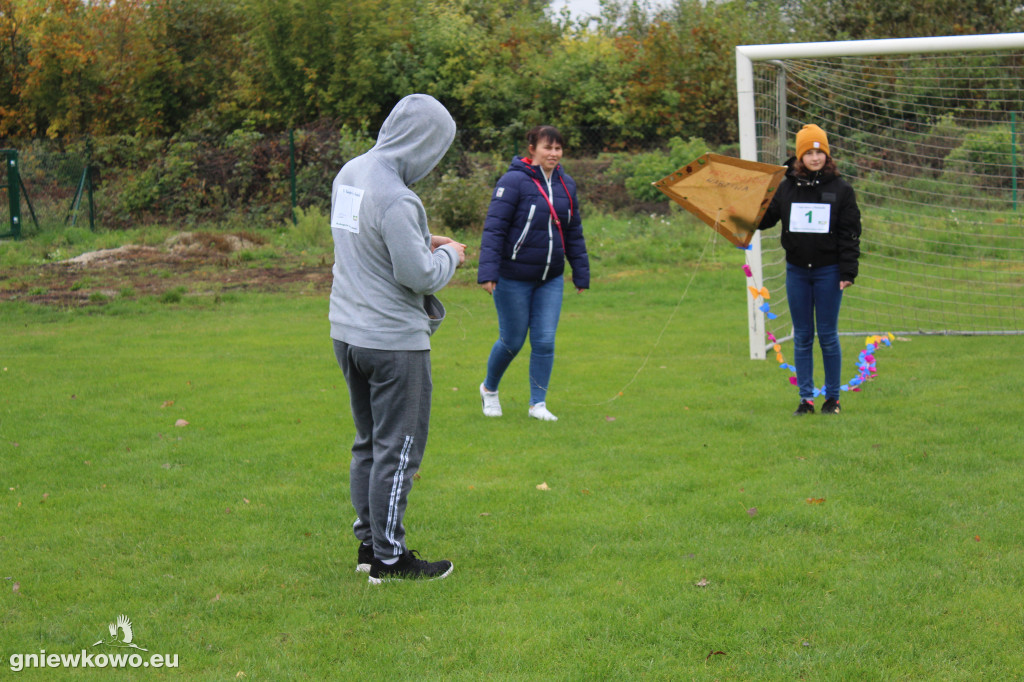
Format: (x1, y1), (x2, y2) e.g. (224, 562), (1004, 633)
(530, 177), (566, 251)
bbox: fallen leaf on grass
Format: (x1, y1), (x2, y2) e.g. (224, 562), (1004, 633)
(747, 507), (757, 517)
(12, 582), (20, 594)
(174, 419), (189, 427)
(161, 400), (174, 408)
(695, 578), (709, 587)
(806, 497), (825, 504)
(479, 512), (491, 517)
(975, 535), (981, 542)
(536, 482), (550, 491)
(605, 416), (616, 422)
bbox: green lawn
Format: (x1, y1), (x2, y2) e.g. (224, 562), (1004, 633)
(2, 253), (1023, 679)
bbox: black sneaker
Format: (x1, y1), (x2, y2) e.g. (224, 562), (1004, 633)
(356, 542), (373, 574)
(821, 397), (841, 414)
(368, 550), (454, 584)
(793, 400), (815, 416)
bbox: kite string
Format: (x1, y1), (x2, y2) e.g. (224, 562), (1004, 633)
(574, 224), (718, 407)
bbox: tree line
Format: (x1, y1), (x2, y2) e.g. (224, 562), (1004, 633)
(2, 0), (1020, 147)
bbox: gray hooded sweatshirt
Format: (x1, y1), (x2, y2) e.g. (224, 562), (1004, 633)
(328, 94), (459, 351)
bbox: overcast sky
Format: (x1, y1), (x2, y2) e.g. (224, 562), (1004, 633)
(550, 0), (667, 21)
(549, 0), (604, 20)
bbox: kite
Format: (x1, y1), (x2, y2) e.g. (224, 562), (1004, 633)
(653, 153), (786, 247)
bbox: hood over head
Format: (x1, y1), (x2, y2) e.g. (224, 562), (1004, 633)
(372, 94), (456, 185)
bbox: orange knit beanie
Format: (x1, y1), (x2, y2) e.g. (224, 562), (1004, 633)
(795, 124), (830, 159)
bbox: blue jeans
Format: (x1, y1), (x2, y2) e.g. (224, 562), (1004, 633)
(484, 276), (564, 405)
(786, 263), (844, 401)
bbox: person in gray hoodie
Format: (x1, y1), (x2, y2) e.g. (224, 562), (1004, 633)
(329, 94), (466, 584)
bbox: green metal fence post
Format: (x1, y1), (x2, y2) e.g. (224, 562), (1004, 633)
(87, 137), (95, 231)
(87, 165), (95, 231)
(289, 129), (297, 224)
(68, 166), (88, 228)
(5, 150), (21, 239)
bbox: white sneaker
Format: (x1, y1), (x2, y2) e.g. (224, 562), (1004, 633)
(480, 383), (502, 417)
(528, 402), (558, 421)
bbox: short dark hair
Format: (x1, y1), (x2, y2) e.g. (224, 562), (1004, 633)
(526, 125), (564, 149)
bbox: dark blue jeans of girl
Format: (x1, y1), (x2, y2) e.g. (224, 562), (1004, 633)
(785, 262), (844, 401)
(484, 275), (564, 406)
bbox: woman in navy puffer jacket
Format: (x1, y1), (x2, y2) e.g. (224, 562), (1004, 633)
(477, 125), (590, 422)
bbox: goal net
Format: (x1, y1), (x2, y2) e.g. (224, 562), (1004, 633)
(736, 34), (1024, 359)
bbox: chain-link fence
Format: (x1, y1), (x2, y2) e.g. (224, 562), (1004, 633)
(1, 142), (96, 238)
(0, 119), (736, 238)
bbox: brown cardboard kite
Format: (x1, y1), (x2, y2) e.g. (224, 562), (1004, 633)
(653, 153), (786, 247)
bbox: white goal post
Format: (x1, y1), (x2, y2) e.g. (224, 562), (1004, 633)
(736, 33), (1024, 360)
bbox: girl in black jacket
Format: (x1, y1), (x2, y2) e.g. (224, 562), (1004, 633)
(758, 124), (862, 415)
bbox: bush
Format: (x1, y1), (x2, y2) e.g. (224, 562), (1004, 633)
(282, 206), (332, 252)
(609, 136), (711, 203)
(160, 286), (187, 304)
(421, 167), (494, 235)
(943, 124), (1020, 191)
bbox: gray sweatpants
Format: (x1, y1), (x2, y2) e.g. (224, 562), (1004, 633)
(333, 340), (432, 561)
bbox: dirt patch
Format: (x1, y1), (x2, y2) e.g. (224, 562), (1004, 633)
(0, 232), (333, 307)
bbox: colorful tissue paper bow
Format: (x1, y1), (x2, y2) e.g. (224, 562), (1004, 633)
(742, 264), (895, 396)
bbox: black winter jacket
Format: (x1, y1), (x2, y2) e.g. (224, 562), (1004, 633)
(477, 156), (590, 289)
(758, 157), (861, 283)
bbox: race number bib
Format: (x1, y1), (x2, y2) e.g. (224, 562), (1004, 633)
(789, 202), (831, 233)
(331, 185), (364, 234)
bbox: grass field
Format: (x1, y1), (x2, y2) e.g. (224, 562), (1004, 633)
(3, 226), (1024, 680)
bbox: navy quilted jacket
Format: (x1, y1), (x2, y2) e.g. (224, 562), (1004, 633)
(477, 156), (590, 289)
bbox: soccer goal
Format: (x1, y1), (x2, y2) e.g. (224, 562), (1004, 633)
(736, 33), (1024, 360)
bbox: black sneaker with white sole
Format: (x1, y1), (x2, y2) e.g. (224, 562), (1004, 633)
(356, 542), (374, 573)
(821, 397), (841, 414)
(793, 400), (815, 416)
(368, 550), (453, 584)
